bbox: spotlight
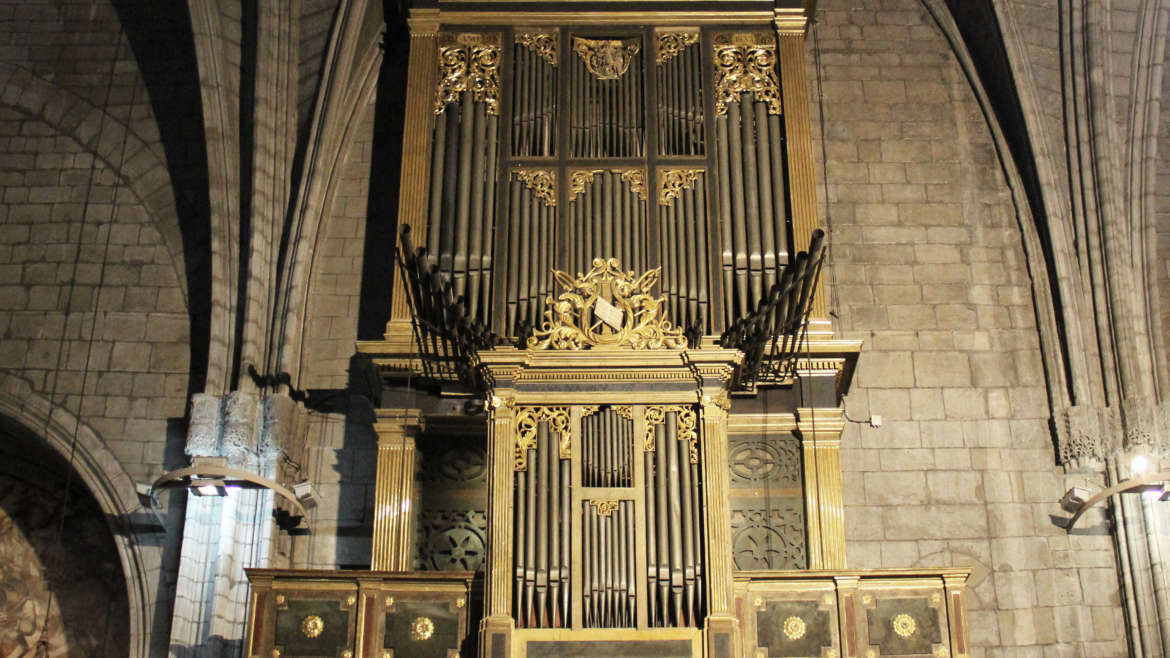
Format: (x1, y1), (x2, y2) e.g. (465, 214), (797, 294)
(190, 478), (227, 496)
(1060, 487), (1089, 514)
(292, 481), (320, 509)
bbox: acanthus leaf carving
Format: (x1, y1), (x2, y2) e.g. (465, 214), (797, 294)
(435, 33), (501, 115)
(712, 32), (781, 117)
(655, 31), (699, 65)
(514, 168), (557, 207)
(517, 31), (558, 66)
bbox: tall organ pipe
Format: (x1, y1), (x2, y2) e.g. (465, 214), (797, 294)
(715, 92), (790, 328)
(535, 423), (550, 627)
(658, 173), (711, 334)
(427, 89), (499, 323)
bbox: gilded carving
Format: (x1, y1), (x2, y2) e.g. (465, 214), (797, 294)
(301, 615), (324, 638)
(712, 32), (781, 116)
(658, 169), (702, 206)
(515, 407), (571, 469)
(655, 31), (699, 64)
(513, 168), (557, 207)
(516, 31), (558, 66)
(528, 259), (688, 350)
(616, 168), (648, 201)
(643, 405), (698, 462)
(569, 169), (602, 201)
(435, 33), (501, 115)
(893, 613), (918, 638)
(783, 616), (807, 640)
(590, 500), (620, 516)
(614, 405), (634, 420)
(572, 37), (640, 79)
(411, 616), (435, 641)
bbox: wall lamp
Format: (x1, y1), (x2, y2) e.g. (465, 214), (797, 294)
(146, 457), (313, 530)
(1060, 454), (1170, 531)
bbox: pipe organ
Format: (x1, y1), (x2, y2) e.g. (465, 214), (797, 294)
(239, 3), (975, 658)
(405, 18), (805, 343)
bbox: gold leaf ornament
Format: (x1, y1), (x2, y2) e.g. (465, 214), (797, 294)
(712, 32), (780, 116)
(514, 407), (570, 469)
(783, 616), (807, 640)
(301, 615), (325, 638)
(573, 37), (640, 79)
(411, 616), (435, 641)
(656, 31), (699, 64)
(517, 31), (558, 66)
(435, 33), (501, 115)
(892, 613), (918, 638)
(527, 259), (688, 351)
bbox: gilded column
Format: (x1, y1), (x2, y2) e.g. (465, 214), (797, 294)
(797, 407), (846, 569)
(371, 408), (423, 571)
(481, 392), (517, 657)
(942, 573), (971, 658)
(701, 390), (740, 658)
(774, 10), (829, 332)
(386, 9), (440, 348)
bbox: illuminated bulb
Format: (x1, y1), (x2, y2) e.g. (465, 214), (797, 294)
(1132, 454), (1151, 475)
(197, 484), (221, 496)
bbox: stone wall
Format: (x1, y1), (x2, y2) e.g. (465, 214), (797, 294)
(811, 0), (1125, 655)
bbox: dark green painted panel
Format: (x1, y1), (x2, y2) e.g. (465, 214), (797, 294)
(385, 600), (461, 658)
(756, 600), (831, 657)
(865, 598), (941, 656)
(274, 600), (352, 657)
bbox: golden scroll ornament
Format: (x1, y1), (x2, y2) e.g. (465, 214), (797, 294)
(712, 32), (781, 116)
(301, 615), (325, 638)
(591, 500), (620, 516)
(411, 616), (435, 641)
(892, 613), (918, 638)
(655, 31), (699, 64)
(572, 37), (640, 79)
(435, 33), (501, 115)
(517, 31), (558, 66)
(528, 259), (687, 350)
(643, 405), (698, 462)
(783, 616), (807, 640)
(617, 168), (648, 201)
(515, 406), (571, 469)
(569, 169), (602, 202)
(659, 169), (702, 206)
(514, 168), (557, 207)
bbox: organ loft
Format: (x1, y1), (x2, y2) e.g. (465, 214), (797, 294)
(244, 1), (973, 657)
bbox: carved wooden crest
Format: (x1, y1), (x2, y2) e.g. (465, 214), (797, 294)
(572, 37), (640, 80)
(527, 259), (688, 350)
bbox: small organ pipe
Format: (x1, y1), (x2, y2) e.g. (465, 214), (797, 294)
(654, 422), (669, 624)
(506, 181), (521, 332)
(453, 93), (474, 302)
(740, 95), (763, 305)
(549, 421), (561, 627)
(482, 114), (499, 315)
(644, 447), (659, 625)
(467, 101), (488, 318)
(755, 102), (777, 292)
(665, 412), (684, 626)
(535, 423), (550, 627)
(678, 424), (696, 625)
(525, 445), (537, 627)
(514, 467), (526, 623)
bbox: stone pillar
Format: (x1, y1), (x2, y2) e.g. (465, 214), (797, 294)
(170, 391), (291, 657)
(371, 408), (423, 571)
(797, 407), (846, 569)
(480, 392), (517, 658)
(385, 9), (440, 350)
(701, 390), (740, 658)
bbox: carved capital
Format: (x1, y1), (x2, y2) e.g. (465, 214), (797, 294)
(435, 33), (501, 115)
(712, 32), (781, 116)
